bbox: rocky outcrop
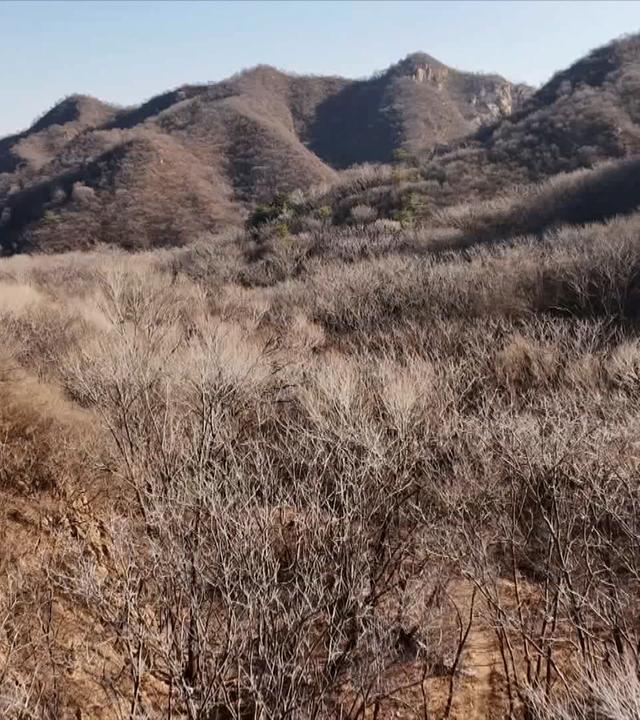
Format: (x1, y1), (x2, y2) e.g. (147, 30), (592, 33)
(467, 79), (532, 125)
(413, 63), (450, 89)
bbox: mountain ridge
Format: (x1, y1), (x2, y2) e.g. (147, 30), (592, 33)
(3, 36), (638, 253)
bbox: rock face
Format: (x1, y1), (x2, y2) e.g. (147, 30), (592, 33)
(457, 76), (531, 125)
(413, 62), (450, 89)
(468, 80), (518, 124)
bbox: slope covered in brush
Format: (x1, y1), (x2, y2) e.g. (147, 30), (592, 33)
(290, 34), (640, 230)
(0, 53), (529, 252)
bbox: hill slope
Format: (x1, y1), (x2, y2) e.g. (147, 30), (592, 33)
(477, 32), (640, 175)
(0, 53), (529, 252)
(295, 33), (640, 228)
(0, 95), (119, 177)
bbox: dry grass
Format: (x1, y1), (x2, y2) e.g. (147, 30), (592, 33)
(0, 199), (638, 718)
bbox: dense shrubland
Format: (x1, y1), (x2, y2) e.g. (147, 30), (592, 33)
(0, 194), (640, 717)
(275, 152), (640, 239)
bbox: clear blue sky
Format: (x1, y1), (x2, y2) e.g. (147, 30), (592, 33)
(1, 0), (639, 137)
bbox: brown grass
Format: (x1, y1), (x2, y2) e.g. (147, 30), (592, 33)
(0, 199), (637, 717)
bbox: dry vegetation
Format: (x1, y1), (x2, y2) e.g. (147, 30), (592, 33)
(1, 191), (640, 718)
(1, 30), (640, 720)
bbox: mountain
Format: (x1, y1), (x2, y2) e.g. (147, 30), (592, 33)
(0, 95), (118, 177)
(0, 54), (530, 252)
(2, 34), (639, 255)
(476, 32), (640, 175)
(296, 33), (640, 229)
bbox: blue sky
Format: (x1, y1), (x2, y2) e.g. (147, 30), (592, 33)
(1, 0), (639, 137)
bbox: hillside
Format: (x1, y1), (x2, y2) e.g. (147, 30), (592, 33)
(292, 33), (640, 229)
(2, 153), (640, 720)
(0, 95), (119, 176)
(477, 32), (640, 173)
(0, 53), (529, 253)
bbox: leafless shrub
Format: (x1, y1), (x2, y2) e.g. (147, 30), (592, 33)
(1, 200), (640, 718)
(350, 205), (377, 225)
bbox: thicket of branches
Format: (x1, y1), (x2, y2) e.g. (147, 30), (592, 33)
(0, 197), (639, 717)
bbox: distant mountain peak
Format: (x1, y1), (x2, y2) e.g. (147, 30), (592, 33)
(387, 52), (451, 84)
(29, 95), (116, 134)
(396, 52), (449, 70)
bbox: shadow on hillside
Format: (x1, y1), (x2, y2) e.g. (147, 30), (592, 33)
(308, 76), (397, 168)
(456, 157), (640, 246)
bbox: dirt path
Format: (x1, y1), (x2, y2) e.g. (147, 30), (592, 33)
(443, 582), (507, 720)
(457, 624), (504, 719)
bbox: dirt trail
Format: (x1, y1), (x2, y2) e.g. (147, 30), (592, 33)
(373, 583), (509, 720)
(457, 624), (504, 719)
(445, 583), (507, 720)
